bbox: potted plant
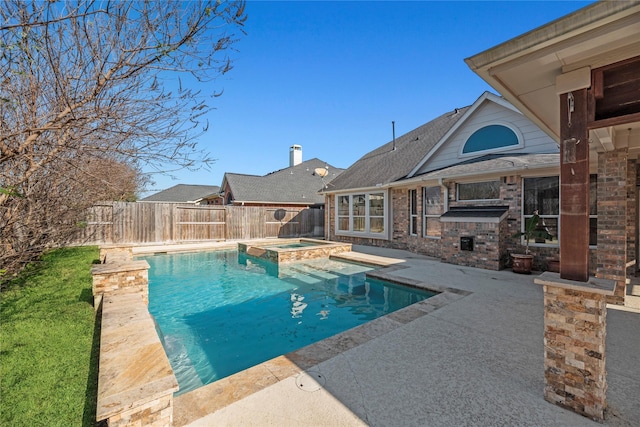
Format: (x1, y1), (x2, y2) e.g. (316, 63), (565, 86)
(512, 210), (552, 274)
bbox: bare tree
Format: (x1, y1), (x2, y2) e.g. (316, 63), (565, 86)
(0, 0), (246, 281)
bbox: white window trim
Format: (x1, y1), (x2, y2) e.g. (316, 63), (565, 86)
(409, 189), (418, 236)
(334, 191), (389, 239)
(458, 121), (524, 158)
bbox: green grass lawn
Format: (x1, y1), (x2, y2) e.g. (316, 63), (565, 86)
(0, 246), (100, 427)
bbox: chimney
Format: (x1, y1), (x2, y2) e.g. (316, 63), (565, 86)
(289, 144), (302, 167)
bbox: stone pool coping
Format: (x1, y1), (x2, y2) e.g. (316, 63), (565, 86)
(96, 293), (179, 423)
(171, 251), (471, 427)
(239, 238), (352, 263)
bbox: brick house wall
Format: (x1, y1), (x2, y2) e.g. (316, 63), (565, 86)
(596, 150), (634, 304)
(326, 170), (625, 274)
(440, 219), (508, 270)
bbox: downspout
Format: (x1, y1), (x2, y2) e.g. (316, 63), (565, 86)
(326, 195), (331, 240)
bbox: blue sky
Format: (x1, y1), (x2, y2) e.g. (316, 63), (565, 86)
(143, 0), (594, 196)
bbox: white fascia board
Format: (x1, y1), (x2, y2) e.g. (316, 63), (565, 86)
(321, 184), (393, 195)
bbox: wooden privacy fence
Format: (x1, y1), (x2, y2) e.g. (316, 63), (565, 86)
(73, 202), (325, 245)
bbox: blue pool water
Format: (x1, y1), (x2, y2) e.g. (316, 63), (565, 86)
(143, 250), (434, 395)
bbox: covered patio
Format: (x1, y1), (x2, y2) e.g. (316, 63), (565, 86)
(466, 1), (640, 421)
(465, 1), (640, 293)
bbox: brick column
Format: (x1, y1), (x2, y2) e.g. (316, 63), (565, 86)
(596, 149), (628, 304)
(535, 272), (615, 422)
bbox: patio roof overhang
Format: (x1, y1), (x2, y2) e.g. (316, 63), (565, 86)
(465, 1), (640, 161)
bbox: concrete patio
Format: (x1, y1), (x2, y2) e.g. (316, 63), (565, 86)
(164, 244), (639, 426)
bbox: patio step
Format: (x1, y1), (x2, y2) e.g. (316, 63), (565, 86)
(625, 283), (640, 310)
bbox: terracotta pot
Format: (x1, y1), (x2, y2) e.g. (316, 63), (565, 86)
(511, 253), (534, 274)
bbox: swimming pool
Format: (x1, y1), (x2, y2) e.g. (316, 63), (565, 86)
(143, 250), (435, 395)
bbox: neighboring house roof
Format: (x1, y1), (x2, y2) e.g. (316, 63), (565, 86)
(141, 184), (220, 203)
(326, 106), (471, 192)
(223, 158), (344, 205)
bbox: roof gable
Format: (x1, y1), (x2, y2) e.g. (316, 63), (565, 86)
(407, 92), (520, 177)
(411, 92), (558, 177)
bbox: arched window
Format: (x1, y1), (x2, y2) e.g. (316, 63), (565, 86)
(462, 124), (519, 154)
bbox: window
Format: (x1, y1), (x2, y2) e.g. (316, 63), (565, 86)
(409, 189), (418, 236)
(423, 186), (442, 238)
(462, 124), (520, 154)
(335, 192), (387, 237)
(523, 177), (559, 245)
(370, 193), (385, 233)
(457, 181), (500, 201)
(337, 195), (350, 231)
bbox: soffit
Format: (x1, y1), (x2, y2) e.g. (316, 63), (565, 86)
(466, 3), (640, 146)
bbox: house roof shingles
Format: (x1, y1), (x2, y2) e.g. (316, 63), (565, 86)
(225, 158), (344, 205)
(141, 184), (220, 203)
(415, 153), (560, 181)
(326, 107), (471, 192)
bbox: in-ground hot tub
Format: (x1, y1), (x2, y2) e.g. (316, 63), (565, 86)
(238, 238), (352, 263)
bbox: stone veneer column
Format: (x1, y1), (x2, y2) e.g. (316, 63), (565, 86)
(91, 260), (151, 309)
(596, 149), (628, 304)
(535, 272), (615, 422)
